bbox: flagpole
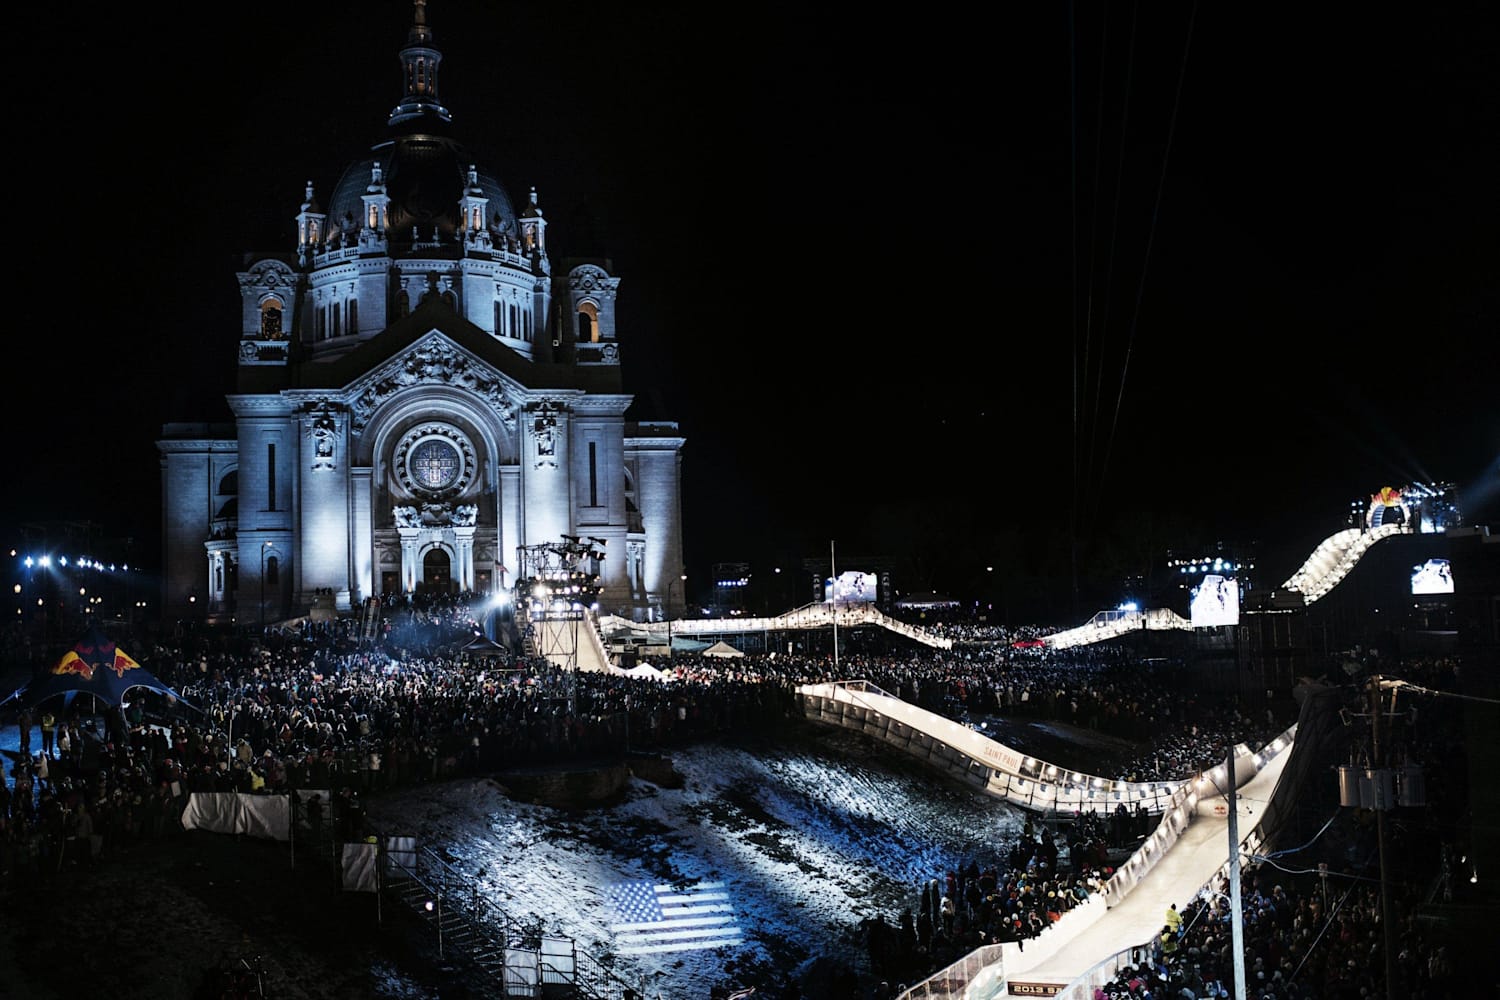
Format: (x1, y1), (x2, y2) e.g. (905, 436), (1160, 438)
(831, 540), (839, 672)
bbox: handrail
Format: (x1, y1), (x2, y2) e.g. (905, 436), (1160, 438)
(896, 942), (1007, 1000)
(385, 841), (656, 999)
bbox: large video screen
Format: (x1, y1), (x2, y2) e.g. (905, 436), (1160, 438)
(1190, 574), (1240, 627)
(1411, 558), (1454, 595)
(825, 570), (878, 605)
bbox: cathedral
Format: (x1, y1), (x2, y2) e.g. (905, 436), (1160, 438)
(157, 2), (685, 627)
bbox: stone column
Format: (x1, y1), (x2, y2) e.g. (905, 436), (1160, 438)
(454, 526), (476, 591)
(351, 467), (372, 604)
(398, 527), (421, 593)
(522, 402), (570, 549)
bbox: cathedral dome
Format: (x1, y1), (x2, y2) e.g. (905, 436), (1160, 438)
(324, 140), (519, 248)
(319, 1), (520, 251)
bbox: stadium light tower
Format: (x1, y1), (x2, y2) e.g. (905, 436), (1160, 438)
(517, 536), (604, 715)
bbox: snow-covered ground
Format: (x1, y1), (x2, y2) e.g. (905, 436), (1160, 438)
(365, 723), (1033, 998)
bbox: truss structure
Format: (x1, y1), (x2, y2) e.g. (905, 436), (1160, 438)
(515, 536), (605, 713)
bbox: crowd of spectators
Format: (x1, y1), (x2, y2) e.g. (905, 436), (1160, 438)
(884, 648), (1472, 998)
(1087, 862), (1456, 1000)
(864, 808), (1137, 988)
(0, 594), (1286, 888)
(0, 598), (1476, 1000)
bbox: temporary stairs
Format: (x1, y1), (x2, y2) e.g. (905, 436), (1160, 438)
(360, 597), (382, 644)
(527, 609), (613, 672)
(382, 843), (655, 999)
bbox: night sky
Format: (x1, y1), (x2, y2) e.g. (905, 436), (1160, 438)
(9, 2), (1497, 618)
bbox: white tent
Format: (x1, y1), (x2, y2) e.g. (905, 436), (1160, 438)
(610, 663), (673, 681)
(701, 640), (745, 658)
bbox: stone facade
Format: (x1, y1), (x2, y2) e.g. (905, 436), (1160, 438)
(157, 3), (683, 626)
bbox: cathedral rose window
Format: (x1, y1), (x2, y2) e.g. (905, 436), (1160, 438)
(409, 438), (462, 491)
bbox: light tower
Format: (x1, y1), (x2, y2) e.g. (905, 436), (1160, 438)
(515, 535), (605, 715)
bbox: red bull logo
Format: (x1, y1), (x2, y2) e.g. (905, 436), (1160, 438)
(51, 636), (139, 680)
(1374, 486), (1402, 506)
(51, 650), (96, 681)
(109, 650), (142, 678)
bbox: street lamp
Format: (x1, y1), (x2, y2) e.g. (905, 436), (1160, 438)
(666, 573), (685, 661)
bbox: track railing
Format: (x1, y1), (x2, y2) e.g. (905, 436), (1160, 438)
(798, 680), (1185, 818)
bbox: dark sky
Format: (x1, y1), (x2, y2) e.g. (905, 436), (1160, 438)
(8, 2), (1497, 615)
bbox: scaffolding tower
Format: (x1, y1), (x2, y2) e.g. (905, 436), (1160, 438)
(515, 535), (605, 715)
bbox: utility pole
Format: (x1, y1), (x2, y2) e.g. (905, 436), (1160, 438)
(1227, 747), (1246, 1000)
(830, 540), (839, 671)
(1369, 675), (1399, 1000)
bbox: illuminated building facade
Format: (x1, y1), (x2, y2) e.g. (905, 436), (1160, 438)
(157, 3), (684, 626)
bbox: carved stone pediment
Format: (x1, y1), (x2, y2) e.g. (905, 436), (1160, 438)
(567, 263), (619, 296)
(238, 258), (297, 293)
(349, 334), (518, 433)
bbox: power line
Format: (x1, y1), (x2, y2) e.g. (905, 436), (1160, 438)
(1089, 0), (1141, 521)
(1385, 679), (1500, 706)
(1095, 0), (1197, 527)
(1081, 0), (1112, 502)
(1069, 0), (1082, 613)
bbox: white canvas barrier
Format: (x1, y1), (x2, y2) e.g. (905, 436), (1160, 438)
(385, 836), (418, 876)
(341, 841), (378, 892)
(504, 949), (540, 992)
(541, 937), (575, 980)
(180, 792), (291, 841)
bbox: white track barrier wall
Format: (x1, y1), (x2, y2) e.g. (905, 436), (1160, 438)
(1281, 523), (1406, 603)
(798, 681), (1185, 817)
(851, 690), (1299, 1000)
(1052, 729), (1293, 1000)
(1044, 524), (1410, 651)
(600, 602), (955, 651)
(1043, 607), (1192, 651)
(602, 525), (1405, 661)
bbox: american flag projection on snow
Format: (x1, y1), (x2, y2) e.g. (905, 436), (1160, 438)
(607, 880), (742, 955)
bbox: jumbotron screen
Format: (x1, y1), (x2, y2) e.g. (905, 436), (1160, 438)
(825, 570), (878, 605)
(1411, 558), (1454, 595)
(1190, 574), (1240, 627)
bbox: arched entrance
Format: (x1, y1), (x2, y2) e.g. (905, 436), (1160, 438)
(421, 548), (455, 595)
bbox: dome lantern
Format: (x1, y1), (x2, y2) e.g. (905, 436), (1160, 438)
(388, 0), (452, 130)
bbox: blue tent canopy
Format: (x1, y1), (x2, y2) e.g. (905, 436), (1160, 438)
(2, 627), (198, 713)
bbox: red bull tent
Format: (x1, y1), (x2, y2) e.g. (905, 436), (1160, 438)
(1, 627), (196, 712)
